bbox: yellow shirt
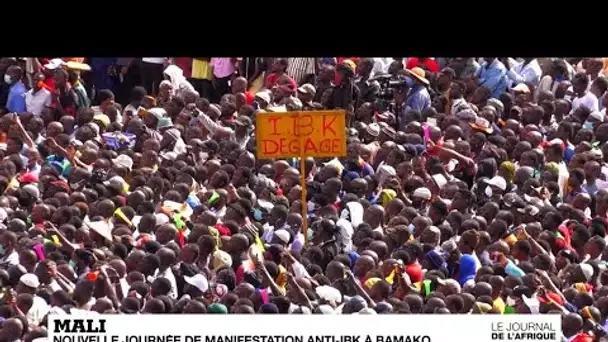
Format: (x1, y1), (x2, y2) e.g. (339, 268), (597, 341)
(493, 297), (506, 314)
(192, 59), (213, 80)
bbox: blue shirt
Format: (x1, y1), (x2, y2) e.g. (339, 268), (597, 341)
(6, 81), (26, 113)
(476, 59), (508, 99)
(405, 85), (431, 112)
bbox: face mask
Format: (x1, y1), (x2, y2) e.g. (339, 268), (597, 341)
(307, 201), (315, 212)
(485, 186), (493, 198)
(307, 228), (314, 241)
(253, 208), (263, 221)
(0, 245), (5, 256)
(583, 121), (593, 130)
(3, 74), (11, 84)
(407, 223), (415, 234)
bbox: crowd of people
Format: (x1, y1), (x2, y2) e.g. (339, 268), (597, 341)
(1, 56), (608, 341)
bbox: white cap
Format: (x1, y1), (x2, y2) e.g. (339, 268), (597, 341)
(22, 184), (40, 199)
(255, 91), (271, 104)
(155, 213), (170, 226)
(356, 308), (378, 315)
(274, 229), (290, 244)
(366, 123), (381, 137)
(212, 250), (232, 269)
(512, 83), (530, 93)
(412, 187), (432, 200)
(378, 164), (396, 177)
(112, 155), (133, 171)
(316, 304), (336, 314)
(85, 220), (113, 242)
(103, 176), (127, 193)
(44, 58), (66, 70)
(483, 176), (507, 191)
(184, 274), (209, 293)
(20, 273), (40, 288)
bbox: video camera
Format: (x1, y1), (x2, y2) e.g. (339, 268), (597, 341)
(372, 74), (409, 101)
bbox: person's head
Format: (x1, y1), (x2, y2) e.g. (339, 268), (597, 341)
(4, 65), (22, 85)
(272, 59), (288, 73)
(572, 72), (590, 97)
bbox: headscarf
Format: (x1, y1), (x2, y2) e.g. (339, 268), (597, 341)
(163, 65), (196, 96)
(472, 302), (493, 314)
(544, 162), (559, 174)
(458, 254), (477, 286)
(207, 303), (228, 314)
(380, 189), (397, 207)
(500, 161), (516, 184)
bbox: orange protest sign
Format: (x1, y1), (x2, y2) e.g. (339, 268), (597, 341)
(255, 111), (346, 159)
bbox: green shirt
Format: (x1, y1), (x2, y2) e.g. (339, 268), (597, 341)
(73, 81), (90, 108)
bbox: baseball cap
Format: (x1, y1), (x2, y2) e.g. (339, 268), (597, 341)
(297, 84), (316, 96)
(184, 274), (209, 293)
(44, 58), (66, 70)
(112, 154), (133, 171)
(255, 91), (271, 104)
(147, 108), (167, 120)
(512, 83), (531, 93)
(22, 184), (40, 199)
(104, 176), (128, 194)
(483, 176), (507, 191)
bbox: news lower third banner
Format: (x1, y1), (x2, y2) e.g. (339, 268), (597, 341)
(48, 314), (562, 342)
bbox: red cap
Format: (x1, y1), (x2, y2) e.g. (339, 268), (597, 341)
(214, 223), (232, 237)
(18, 173), (39, 184)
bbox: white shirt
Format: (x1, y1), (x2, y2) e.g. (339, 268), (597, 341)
(0, 250), (19, 267)
(373, 58), (394, 74)
(25, 88), (51, 115)
(142, 58), (165, 64)
(157, 267), (178, 299)
(27, 296), (50, 326)
(507, 59), (542, 88)
(571, 92), (599, 114)
(538, 75), (560, 99)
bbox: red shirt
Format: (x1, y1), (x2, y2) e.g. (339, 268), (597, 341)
(406, 58), (439, 73)
(265, 73), (297, 91)
(173, 58), (193, 78)
(43, 78), (56, 91)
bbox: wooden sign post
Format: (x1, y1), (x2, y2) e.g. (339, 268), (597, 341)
(255, 110), (347, 244)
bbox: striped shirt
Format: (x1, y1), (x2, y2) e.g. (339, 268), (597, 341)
(287, 58), (316, 85)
